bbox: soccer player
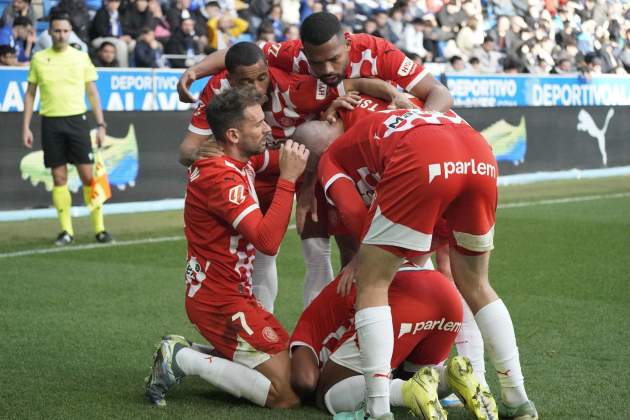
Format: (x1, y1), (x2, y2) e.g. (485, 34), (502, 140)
(21, 11), (112, 245)
(308, 109), (538, 419)
(293, 98), (488, 406)
(178, 41), (412, 311)
(290, 265), (498, 420)
(145, 86), (308, 408)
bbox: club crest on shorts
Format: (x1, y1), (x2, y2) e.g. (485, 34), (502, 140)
(228, 185), (246, 205)
(262, 326), (279, 343)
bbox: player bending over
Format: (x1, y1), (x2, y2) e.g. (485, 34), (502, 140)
(289, 265), (497, 419)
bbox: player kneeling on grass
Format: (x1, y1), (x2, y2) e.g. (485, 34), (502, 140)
(289, 264), (498, 419)
(145, 86), (308, 409)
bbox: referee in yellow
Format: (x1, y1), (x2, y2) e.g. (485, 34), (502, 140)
(22, 10), (112, 246)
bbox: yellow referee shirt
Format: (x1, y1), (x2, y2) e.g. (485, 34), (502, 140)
(27, 47), (98, 117)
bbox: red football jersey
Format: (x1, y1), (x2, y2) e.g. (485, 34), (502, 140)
(339, 95), (424, 130)
(260, 33), (430, 91)
(290, 266), (462, 368)
(189, 67), (341, 140)
(184, 151), (281, 300)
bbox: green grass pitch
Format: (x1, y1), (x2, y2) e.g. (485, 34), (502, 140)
(1, 176), (629, 419)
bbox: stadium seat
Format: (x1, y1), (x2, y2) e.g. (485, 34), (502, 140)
(36, 20), (49, 35)
(0, 0), (12, 16)
(42, 0), (59, 17)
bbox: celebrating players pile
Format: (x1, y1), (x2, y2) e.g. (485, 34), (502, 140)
(144, 12), (538, 420)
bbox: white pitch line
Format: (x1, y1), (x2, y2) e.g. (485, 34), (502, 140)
(497, 192), (630, 209)
(2, 191), (630, 259)
(0, 224), (297, 259)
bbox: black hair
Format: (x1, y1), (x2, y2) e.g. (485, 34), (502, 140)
(49, 10), (72, 25)
(0, 45), (17, 55)
(449, 55), (463, 65)
(139, 26), (153, 36)
(206, 86), (264, 143)
(300, 12), (343, 46)
(98, 41), (117, 50)
(13, 16), (32, 27)
(205, 0), (220, 7)
(225, 42), (266, 73)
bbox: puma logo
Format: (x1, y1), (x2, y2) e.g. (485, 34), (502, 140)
(576, 108), (614, 166)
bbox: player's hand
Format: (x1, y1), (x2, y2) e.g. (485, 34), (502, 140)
(22, 128), (33, 149)
(337, 256), (358, 296)
(197, 139), (223, 159)
(323, 92), (361, 124)
(296, 180), (318, 234)
(96, 126), (106, 148)
(178, 68), (197, 103)
(388, 93), (418, 110)
(279, 139), (309, 183)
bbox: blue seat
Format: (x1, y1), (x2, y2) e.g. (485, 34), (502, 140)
(42, 0), (59, 17)
(36, 20), (49, 35)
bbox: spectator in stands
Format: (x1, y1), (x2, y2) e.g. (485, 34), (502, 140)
(167, 0), (193, 32)
(147, 0), (171, 42)
(502, 56), (521, 73)
(551, 57), (574, 73)
(193, 0), (220, 45)
(92, 40), (119, 66)
(134, 27), (163, 67)
(403, 17), (427, 58)
(283, 24), (299, 41)
(57, 0), (91, 43)
(372, 9), (391, 41)
(267, 4), (285, 41)
(472, 35), (503, 73)
(446, 54), (467, 72)
(207, 14), (248, 49)
(166, 17), (199, 67)
(437, 0), (466, 35)
(386, 6), (406, 48)
(256, 20), (275, 42)
(0, 16), (34, 63)
(361, 18), (382, 38)
(468, 55), (481, 72)
(245, 0), (271, 35)
(0, 44), (18, 65)
(123, 0), (153, 40)
(280, 0), (300, 26)
(456, 16), (482, 58)
(90, 0), (131, 67)
(0, 0), (35, 29)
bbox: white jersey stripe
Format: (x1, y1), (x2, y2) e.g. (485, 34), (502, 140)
(232, 204), (259, 229)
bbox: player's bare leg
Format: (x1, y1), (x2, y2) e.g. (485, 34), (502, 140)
(147, 337), (300, 408)
(436, 246), (487, 389)
(449, 248), (537, 419)
(290, 346), (320, 401)
(354, 244), (403, 418)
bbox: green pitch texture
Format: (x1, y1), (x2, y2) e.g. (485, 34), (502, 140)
(1, 176), (629, 419)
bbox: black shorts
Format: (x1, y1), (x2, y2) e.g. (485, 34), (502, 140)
(41, 114), (93, 168)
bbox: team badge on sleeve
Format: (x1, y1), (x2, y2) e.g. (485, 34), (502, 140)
(398, 56), (417, 77)
(228, 185), (246, 205)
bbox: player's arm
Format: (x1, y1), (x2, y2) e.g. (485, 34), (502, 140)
(179, 131), (223, 167)
(342, 78), (415, 108)
(236, 141), (309, 254)
(86, 81), (107, 147)
(318, 154), (367, 241)
(22, 82), (37, 149)
(177, 49), (228, 103)
(408, 74), (452, 112)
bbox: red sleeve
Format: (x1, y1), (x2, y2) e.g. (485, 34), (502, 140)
(188, 72), (230, 136)
(251, 149), (280, 176)
(374, 38), (429, 91)
(260, 39), (308, 73)
(287, 73), (341, 113)
(319, 153), (367, 241)
(235, 178), (296, 255)
(189, 83), (213, 135)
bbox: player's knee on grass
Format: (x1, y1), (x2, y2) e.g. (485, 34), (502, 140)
(290, 346), (320, 401)
(256, 350), (301, 409)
